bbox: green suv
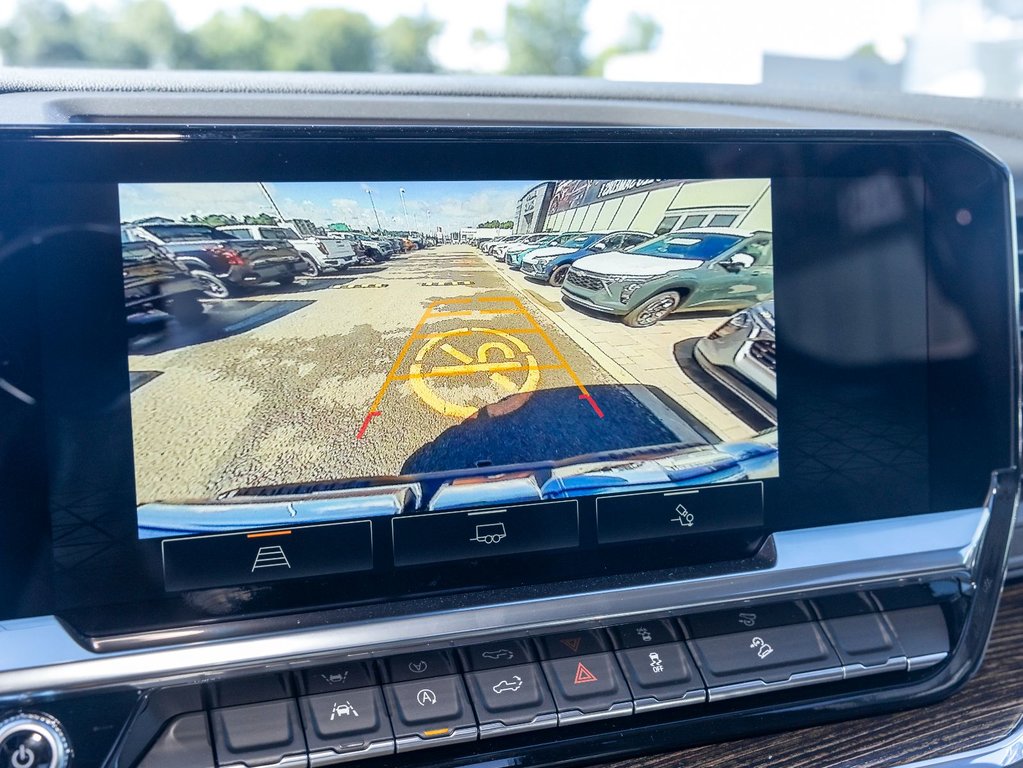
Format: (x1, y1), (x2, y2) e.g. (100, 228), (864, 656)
(560, 228), (773, 327)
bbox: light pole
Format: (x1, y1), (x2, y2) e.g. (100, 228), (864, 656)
(399, 187), (412, 237)
(365, 188), (383, 233)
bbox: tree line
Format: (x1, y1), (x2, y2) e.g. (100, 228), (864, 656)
(0, 0), (659, 76)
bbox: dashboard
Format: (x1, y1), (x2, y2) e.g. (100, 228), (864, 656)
(0, 70), (1020, 768)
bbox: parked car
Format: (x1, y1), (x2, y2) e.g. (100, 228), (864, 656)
(494, 233), (547, 261)
(694, 300), (777, 421)
(123, 223), (307, 298)
(217, 224), (359, 276)
(121, 239), (207, 326)
(561, 228), (773, 327)
(359, 236), (393, 262)
(484, 234), (520, 255)
(503, 232), (564, 269)
(521, 231), (652, 283)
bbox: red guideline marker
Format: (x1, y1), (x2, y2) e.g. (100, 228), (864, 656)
(356, 411), (382, 439)
(579, 394), (604, 418)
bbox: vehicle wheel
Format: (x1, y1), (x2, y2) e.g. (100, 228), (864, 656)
(190, 270), (233, 299)
(548, 265), (571, 287)
(298, 253), (322, 277)
(167, 295), (206, 326)
(623, 291), (681, 328)
(278, 274), (296, 286)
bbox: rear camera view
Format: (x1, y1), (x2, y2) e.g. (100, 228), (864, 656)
(121, 178), (777, 539)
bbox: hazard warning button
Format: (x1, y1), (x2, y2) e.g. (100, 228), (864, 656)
(541, 653), (633, 725)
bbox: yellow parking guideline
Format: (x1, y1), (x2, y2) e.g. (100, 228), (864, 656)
(359, 294), (600, 435)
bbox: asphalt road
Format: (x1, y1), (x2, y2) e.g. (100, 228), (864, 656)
(129, 245), (706, 504)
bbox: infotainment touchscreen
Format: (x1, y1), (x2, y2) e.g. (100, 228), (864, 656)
(0, 127), (1012, 630)
(122, 178), (777, 559)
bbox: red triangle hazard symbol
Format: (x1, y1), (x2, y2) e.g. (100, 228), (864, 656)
(573, 662), (598, 685)
(559, 637), (582, 653)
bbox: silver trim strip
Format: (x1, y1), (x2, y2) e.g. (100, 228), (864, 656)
(706, 665), (846, 702)
(632, 688), (707, 713)
(0, 507), (986, 700)
(308, 739), (394, 767)
(394, 725), (478, 753)
(556, 701), (634, 727)
(478, 713), (559, 739)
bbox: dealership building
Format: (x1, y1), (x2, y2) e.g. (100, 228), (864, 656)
(531, 178), (772, 236)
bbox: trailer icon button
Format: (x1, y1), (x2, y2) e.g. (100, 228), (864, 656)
(471, 522), (507, 545)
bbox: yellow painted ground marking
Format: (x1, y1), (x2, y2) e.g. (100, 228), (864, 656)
(407, 326), (542, 419)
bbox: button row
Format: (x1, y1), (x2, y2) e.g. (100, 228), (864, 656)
(162, 481), (766, 592)
(208, 597), (950, 767)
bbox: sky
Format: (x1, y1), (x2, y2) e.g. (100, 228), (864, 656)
(0, 0), (923, 79)
(119, 180), (543, 232)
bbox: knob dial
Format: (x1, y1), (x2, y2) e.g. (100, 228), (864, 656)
(0, 714), (70, 768)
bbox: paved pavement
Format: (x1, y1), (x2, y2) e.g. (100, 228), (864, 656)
(128, 245), (713, 504)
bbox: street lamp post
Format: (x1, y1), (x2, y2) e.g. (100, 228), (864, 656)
(366, 188), (383, 233)
(399, 187), (412, 237)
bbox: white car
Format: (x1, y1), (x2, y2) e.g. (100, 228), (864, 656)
(218, 224), (359, 276)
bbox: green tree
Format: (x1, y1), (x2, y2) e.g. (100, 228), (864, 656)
(587, 14), (661, 76)
(186, 8), (276, 70)
(379, 15), (443, 73)
(268, 9), (376, 71)
(242, 213), (278, 225)
(504, 0), (588, 76)
(0, 0), (88, 66)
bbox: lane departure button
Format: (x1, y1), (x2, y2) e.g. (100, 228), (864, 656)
(465, 663), (558, 738)
(541, 653), (633, 725)
(382, 675), (478, 752)
(299, 688), (394, 766)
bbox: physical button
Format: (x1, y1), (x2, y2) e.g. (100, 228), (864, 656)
(211, 700), (308, 768)
(137, 713), (215, 768)
(537, 630), (609, 659)
(609, 620), (678, 649)
(0, 716), (69, 768)
(299, 687), (394, 766)
(812, 594), (907, 677)
(382, 675), (478, 752)
(541, 653), (632, 724)
(683, 601), (813, 639)
(460, 639), (535, 671)
(465, 663), (558, 737)
(882, 605), (950, 670)
(301, 662), (375, 694)
(615, 643), (706, 711)
(382, 651), (457, 683)
(687, 621), (843, 701)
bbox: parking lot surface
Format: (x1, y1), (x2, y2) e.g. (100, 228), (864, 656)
(129, 245), (724, 503)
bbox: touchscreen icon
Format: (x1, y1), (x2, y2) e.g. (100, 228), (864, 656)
(251, 545), (291, 572)
(671, 505), (695, 527)
(471, 522), (507, 544)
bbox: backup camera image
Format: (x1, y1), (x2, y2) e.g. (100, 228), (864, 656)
(121, 178), (777, 539)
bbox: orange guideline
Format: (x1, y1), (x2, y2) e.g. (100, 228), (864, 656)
(357, 295), (602, 438)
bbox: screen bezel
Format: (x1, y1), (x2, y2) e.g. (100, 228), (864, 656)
(0, 126), (1015, 635)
